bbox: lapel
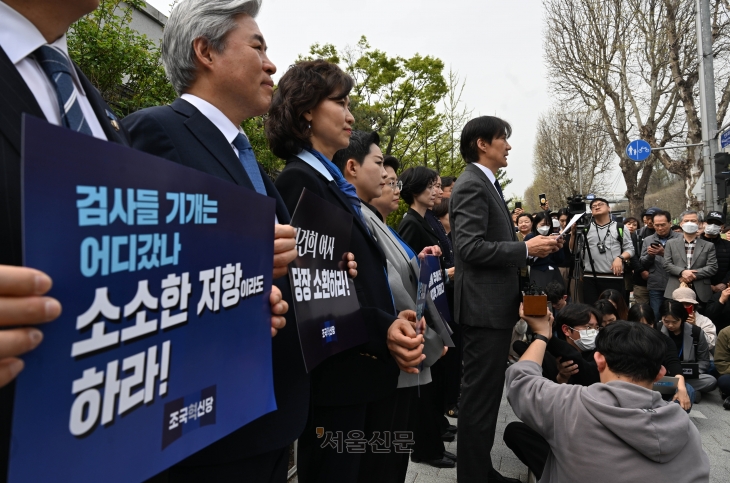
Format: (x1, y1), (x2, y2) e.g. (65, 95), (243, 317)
(465, 163), (515, 240)
(411, 209), (441, 245)
(171, 98), (256, 192)
(674, 234), (688, 266)
(75, 66), (128, 146)
(260, 164), (291, 224)
(0, 46), (45, 155)
(324, 180), (387, 261)
(690, 238), (705, 268)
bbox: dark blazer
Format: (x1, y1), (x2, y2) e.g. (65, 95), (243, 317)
(0, 46), (130, 267)
(449, 163), (527, 329)
(122, 99), (304, 463)
(122, 98), (289, 222)
(275, 156), (400, 406)
(397, 208), (441, 255)
(0, 45), (131, 482)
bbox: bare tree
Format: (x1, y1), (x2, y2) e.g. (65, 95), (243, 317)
(543, 0), (730, 216)
(532, 108), (615, 204)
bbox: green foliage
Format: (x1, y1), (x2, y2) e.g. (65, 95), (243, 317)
(301, 37), (469, 178)
(67, 0), (176, 117)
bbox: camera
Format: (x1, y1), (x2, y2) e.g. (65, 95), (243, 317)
(566, 194), (591, 229)
(597, 242), (607, 254)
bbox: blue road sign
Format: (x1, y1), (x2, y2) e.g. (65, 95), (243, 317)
(721, 130), (730, 149)
(626, 140), (652, 161)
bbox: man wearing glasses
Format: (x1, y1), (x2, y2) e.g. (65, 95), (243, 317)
(583, 198), (634, 305)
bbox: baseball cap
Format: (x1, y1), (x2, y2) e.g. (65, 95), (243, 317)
(707, 211), (725, 223)
(672, 287), (698, 305)
(642, 207), (661, 217)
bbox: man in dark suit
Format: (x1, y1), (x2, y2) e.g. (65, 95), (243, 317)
(0, 0), (133, 478)
(121, 1), (328, 481)
(449, 116), (560, 482)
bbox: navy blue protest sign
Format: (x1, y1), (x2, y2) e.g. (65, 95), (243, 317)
(419, 256), (454, 348)
(11, 116), (277, 483)
(288, 189), (368, 372)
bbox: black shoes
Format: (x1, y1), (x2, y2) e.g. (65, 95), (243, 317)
(443, 450), (457, 461)
(446, 424), (458, 433)
(723, 396), (730, 410)
(441, 430), (456, 442)
(410, 454), (456, 468)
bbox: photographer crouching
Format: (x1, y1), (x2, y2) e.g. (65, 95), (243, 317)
(582, 198), (634, 305)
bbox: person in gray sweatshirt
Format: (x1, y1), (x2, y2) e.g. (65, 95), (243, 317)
(505, 311), (710, 483)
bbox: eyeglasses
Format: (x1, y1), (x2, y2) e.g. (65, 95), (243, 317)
(387, 180), (403, 191)
(567, 326), (600, 335)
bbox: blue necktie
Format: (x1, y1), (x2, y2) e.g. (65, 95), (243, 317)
(32, 45), (92, 136)
(232, 133), (267, 195)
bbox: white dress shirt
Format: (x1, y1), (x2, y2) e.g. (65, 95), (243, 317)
(472, 162), (529, 259)
(0, 1), (106, 140)
(180, 93), (277, 224)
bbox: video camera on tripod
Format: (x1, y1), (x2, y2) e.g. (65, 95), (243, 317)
(566, 194), (592, 229)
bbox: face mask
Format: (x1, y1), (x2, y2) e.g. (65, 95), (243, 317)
(537, 225), (551, 236)
(705, 224), (721, 236)
(682, 222), (699, 234)
(572, 328), (597, 351)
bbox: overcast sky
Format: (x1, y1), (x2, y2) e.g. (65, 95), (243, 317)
(146, 0), (586, 200)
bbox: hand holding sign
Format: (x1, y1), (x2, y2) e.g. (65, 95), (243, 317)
(269, 285), (288, 337)
(387, 311), (425, 374)
(0, 265), (61, 387)
(273, 224), (298, 279)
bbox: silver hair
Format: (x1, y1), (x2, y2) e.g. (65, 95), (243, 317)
(162, 0), (262, 95)
(679, 210), (699, 222)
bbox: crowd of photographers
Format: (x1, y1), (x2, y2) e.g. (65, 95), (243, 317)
(509, 199), (730, 412)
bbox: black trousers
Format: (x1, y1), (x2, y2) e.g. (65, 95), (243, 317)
(582, 275), (625, 306)
(145, 445), (289, 483)
(409, 380), (445, 461)
(457, 326), (513, 482)
(298, 390), (404, 483)
(503, 422), (549, 479)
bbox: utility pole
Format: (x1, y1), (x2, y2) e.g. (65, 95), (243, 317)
(697, 0), (719, 211)
(576, 120), (583, 195)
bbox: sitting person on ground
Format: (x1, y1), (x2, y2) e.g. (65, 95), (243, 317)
(714, 325), (730, 409)
(672, 287), (717, 353)
(528, 304), (602, 387)
(546, 281), (568, 315)
(598, 288), (628, 320)
(628, 303), (693, 410)
(703, 285), (730, 333)
(504, 316), (710, 483)
(593, 298), (619, 326)
(658, 300), (717, 401)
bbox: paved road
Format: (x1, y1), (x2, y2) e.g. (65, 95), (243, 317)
(288, 387), (730, 482)
(404, 388), (730, 483)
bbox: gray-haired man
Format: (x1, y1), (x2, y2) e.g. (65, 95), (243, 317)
(124, 1), (302, 481)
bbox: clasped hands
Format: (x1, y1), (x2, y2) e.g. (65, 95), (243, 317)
(679, 269), (698, 284)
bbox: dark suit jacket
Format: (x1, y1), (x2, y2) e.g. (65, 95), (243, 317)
(449, 163), (527, 329)
(122, 99), (305, 464)
(0, 45), (131, 481)
(397, 208), (441, 255)
(275, 156), (400, 406)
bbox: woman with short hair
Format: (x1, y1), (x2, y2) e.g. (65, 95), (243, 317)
(397, 166), (441, 255)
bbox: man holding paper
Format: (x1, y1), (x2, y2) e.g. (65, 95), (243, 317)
(449, 116), (561, 482)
